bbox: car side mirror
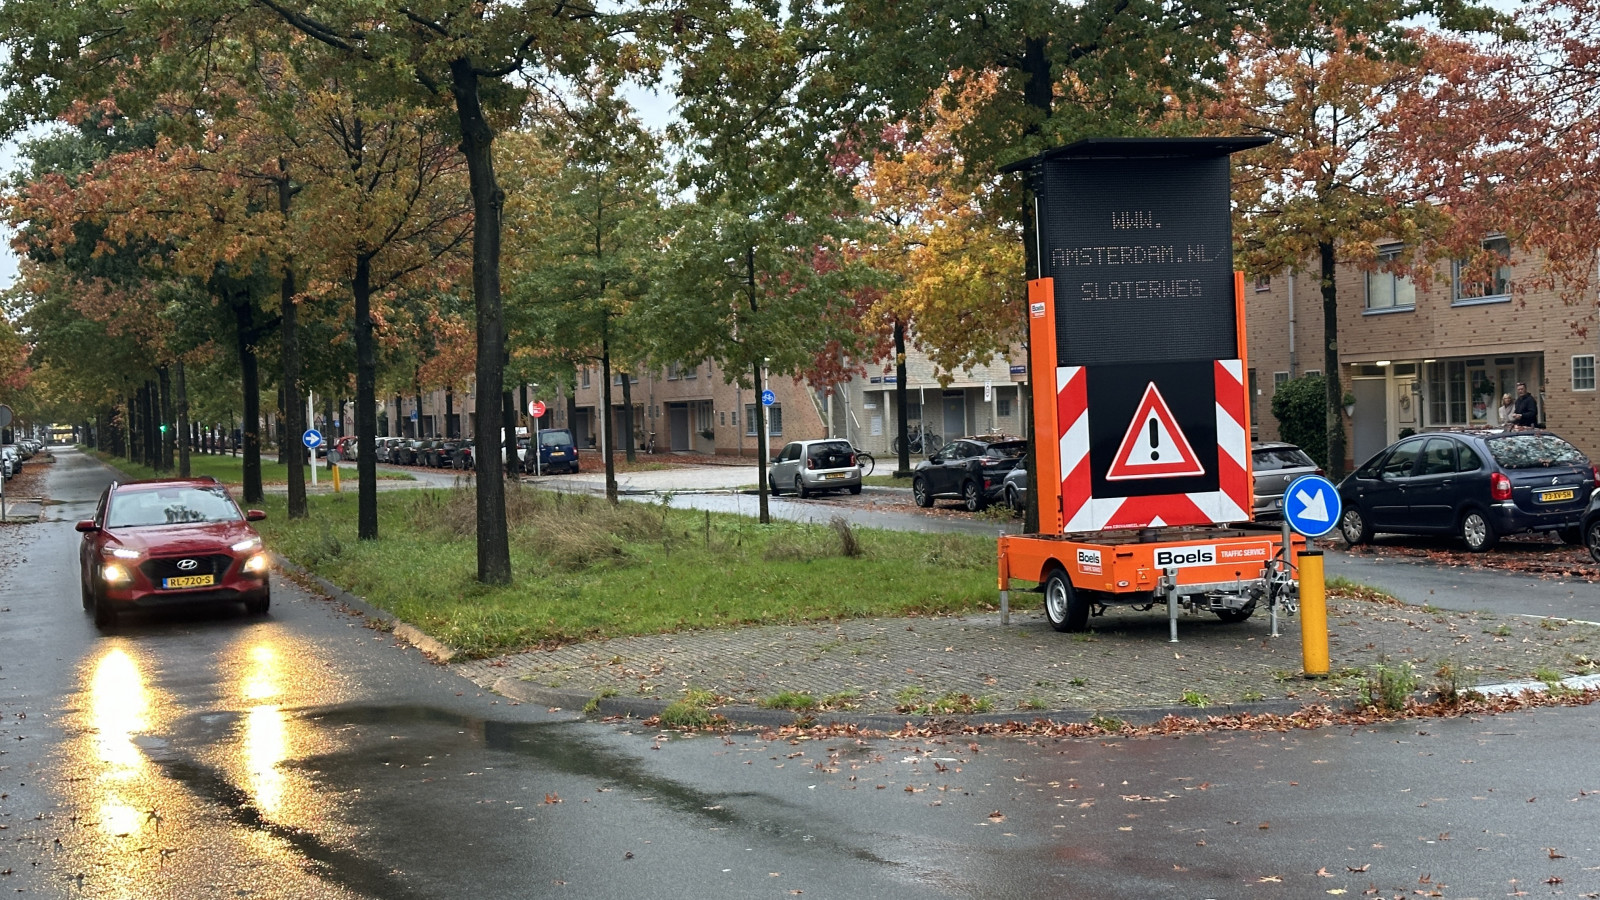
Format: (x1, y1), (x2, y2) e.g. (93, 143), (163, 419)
(246, 509), (267, 521)
(74, 519), (99, 533)
(929, 454), (942, 464)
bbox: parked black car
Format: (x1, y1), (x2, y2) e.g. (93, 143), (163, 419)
(911, 436), (1027, 512)
(392, 439), (424, 467)
(428, 440), (460, 468)
(1337, 429), (1596, 552)
(449, 441), (474, 470)
(1582, 489), (1600, 565)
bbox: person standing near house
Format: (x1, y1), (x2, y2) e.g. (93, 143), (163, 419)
(1498, 393), (1515, 429)
(1511, 382), (1539, 428)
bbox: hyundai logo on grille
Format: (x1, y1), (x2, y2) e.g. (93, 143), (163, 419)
(176, 558), (199, 571)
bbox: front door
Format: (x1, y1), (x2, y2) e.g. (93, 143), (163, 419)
(1351, 377), (1388, 466)
(668, 403), (691, 451)
(941, 394), (966, 446)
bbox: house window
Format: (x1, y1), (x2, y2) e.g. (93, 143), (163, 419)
(1254, 274), (1271, 292)
(1575, 355), (1597, 391)
(1428, 360), (1470, 424)
(1304, 370), (1321, 377)
(997, 396), (1012, 417)
(744, 404), (782, 436)
(666, 363), (680, 381)
(581, 367), (591, 388)
(684, 365), (697, 380)
(1365, 246), (1416, 311)
(1273, 371), (1290, 387)
(695, 402), (714, 433)
(1453, 236), (1512, 303)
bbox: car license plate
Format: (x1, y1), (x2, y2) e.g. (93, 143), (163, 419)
(163, 574), (215, 589)
(1540, 489), (1575, 502)
(826, 473), (845, 480)
(550, 451), (566, 458)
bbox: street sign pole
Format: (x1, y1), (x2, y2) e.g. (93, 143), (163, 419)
(308, 391), (318, 487)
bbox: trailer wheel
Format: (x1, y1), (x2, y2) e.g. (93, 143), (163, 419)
(1043, 567), (1088, 633)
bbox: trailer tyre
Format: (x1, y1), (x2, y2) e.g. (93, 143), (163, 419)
(1043, 567), (1088, 633)
(1215, 602), (1255, 624)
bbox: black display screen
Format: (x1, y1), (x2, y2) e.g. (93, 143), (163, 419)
(1036, 156), (1237, 366)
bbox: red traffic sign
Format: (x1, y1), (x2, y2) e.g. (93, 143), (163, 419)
(1105, 382), (1204, 481)
(528, 400), (546, 418)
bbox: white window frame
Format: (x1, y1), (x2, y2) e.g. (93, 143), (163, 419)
(1452, 236), (1513, 305)
(1254, 274), (1271, 292)
(744, 403), (782, 436)
(1273, 371), (1290, 387)
(1365, 246), (1416, 312)
(1574, 354), (1597, 392)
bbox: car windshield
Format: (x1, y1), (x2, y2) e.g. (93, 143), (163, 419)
(107, 486), (243, 528)
(1253, 447), (1316, 470)
(1485, 434), (1588, 469)
(539, 430), (573, 447)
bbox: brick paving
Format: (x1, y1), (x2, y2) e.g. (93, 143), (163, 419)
(454, 594), (1600, 720)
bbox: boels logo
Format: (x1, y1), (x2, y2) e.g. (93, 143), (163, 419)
(1153, 545), (1215, 568)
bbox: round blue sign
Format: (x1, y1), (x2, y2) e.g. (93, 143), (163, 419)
(760, 389), (776, 407)
(1282, 474), (1341, 538)
(302, 428), (324, 449)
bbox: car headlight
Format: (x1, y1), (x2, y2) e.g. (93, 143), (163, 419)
(102, 546), (142, 560)
(232, 536), (263, 553)
(243, 553), (271, 575)
(101, 563), (132, 584)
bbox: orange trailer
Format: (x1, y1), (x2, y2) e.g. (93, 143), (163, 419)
(996, 138), (1302, 639)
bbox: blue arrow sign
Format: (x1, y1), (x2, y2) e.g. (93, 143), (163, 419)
(760, 389), (776, 407)
(1283, 474), (1341, 538)
(302, 428), (324, 450)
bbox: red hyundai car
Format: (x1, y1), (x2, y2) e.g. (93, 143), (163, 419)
(76, 477), (271, 629)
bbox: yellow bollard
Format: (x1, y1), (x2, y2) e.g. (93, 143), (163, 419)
(1299, 550), (1328, 677)
(331, 462), (342, 493)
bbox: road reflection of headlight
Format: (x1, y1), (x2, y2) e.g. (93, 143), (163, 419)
(242, 645), (287, 815)
(88, 648), (151, 837)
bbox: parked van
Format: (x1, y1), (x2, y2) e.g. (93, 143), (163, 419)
(524, 428), (579, 475)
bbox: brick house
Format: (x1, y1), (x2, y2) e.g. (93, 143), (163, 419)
(1247, 242), (1600, 467)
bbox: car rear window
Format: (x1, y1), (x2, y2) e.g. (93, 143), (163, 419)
(807, 441), (855, 466)
(1485, 434), (1589, 469)
(985, 441), (1028, 459)
(108, 486), (242, 528)
(1253, 447), (1316, 470)
(539, 429), (574, 447)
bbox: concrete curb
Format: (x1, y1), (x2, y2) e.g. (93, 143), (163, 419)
(269, 552), (455, 664)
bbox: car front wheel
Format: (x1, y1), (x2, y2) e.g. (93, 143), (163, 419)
(1586, 519), (1600, 565)
(912, 476), (933, 508)
(1340, 507), (1372, 546)
(1461, 509), (1499, 552)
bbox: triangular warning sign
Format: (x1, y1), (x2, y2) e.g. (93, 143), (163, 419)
(1105, 382), (1206, 481)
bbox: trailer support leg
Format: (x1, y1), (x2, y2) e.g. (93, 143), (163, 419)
(1165, 567), (1179, 643)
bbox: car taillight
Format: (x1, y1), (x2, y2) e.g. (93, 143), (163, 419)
(1592, 464), (1598, 485)
(806, 458), (815, 470)
(1314, 468), (1324, 476)
(849, 453), (857, 467)
(1490, 471), (1512, 501)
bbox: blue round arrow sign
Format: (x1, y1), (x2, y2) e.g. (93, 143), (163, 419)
(302, 428), (324, 449)
(1282, 474), (1341, 538)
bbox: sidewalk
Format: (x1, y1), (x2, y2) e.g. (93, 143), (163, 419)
(451, 591), (1600, 728)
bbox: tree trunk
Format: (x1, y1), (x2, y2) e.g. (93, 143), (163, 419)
(281, 260), (307, 519)
(142, 381), (157, 468)
(621, 370), (637, 463)
(894, 319), (911, 476)
(176, 361), (190, 477)
(355, 252), (379, 540)
(753, 361), (770, 524)
(1321, 239), (1347, 480)
(502, 388), (516, 479)
(445, 388), (455, 438)
(158, 366), (174, 472)
(601, 331), (618, 505)
(233, 296), (265, 504)
(449, 57), (512, 584)
(1018, 33), (1053, 535)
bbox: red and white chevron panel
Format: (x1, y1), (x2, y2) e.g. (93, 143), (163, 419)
(1055, 360), (1250, 533)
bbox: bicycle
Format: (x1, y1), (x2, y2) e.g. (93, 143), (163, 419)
(853, 447), (875, 477)
(890, 427), (943, 457)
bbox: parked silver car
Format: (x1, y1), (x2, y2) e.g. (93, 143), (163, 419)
(768, 439), (862, 498)
(1251, 441), (1322, 520)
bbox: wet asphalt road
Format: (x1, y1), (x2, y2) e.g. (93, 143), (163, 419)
(5, 450), (1600, 897)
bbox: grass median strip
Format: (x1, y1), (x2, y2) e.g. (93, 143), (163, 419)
(87, 448), (414, 485)
(256, 486), (1004, 658)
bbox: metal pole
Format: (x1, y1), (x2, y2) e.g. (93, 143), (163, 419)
(535, 412), (542, 477)
(308, 391), (318, 487)
(1165, 566), (1180, 643)
(1274, 517), (1291, 637)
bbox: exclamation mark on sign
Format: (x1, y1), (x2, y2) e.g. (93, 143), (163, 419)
(1149, 419), (1160, 460)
